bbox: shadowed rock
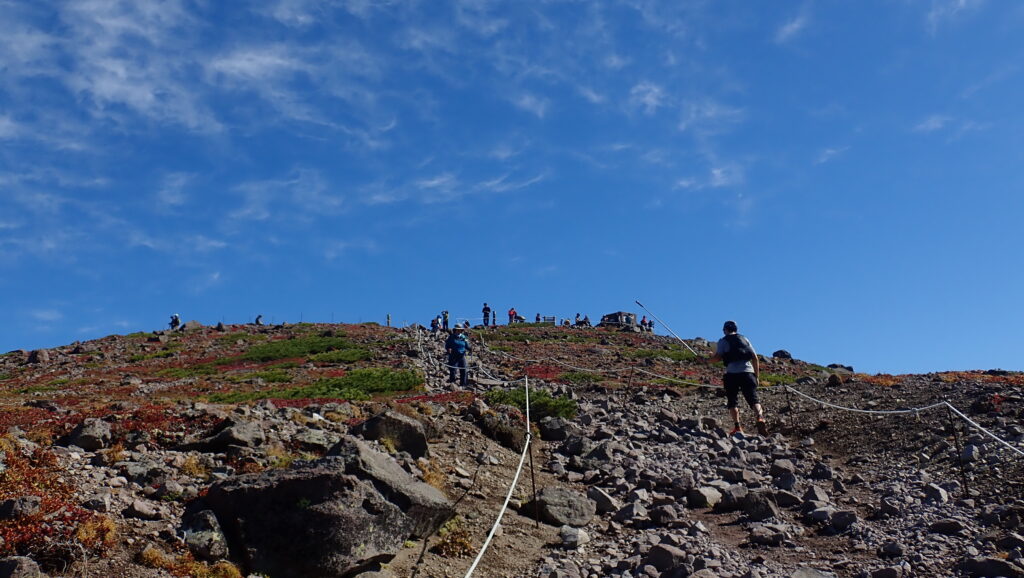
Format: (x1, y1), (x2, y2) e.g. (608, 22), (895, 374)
(352, 411), (429, 459)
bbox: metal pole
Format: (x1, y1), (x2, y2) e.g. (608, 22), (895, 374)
(634, 300), (698, 355)
(526, 376), (539, 528)
(946, 405), (970, 497)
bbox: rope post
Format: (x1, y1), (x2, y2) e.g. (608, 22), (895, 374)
(946, 404), (970, 497)
(634, 300), (698, 356)
(526, 376), (540, 528)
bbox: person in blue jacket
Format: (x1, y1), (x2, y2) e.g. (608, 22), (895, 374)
(444, 326), (472, 387)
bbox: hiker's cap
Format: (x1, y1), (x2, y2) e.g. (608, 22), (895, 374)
(723, 320), (738, 332)
(453, 326), (465, 332)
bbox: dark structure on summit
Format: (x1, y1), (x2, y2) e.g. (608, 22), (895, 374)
(597, 311), (639, 331)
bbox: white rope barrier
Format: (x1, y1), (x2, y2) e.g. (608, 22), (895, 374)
(464, 376), (533, 577)
(463, 432), (532, 577)
(782, 385), (949, 415)
(943, 402), (1024, 458)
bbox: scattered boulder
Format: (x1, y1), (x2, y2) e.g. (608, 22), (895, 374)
(0, 496), (40, 520)
(179, 418), (265, 452)
(327, 438), (454, 537)
(539, 416), (576, 441)
(924, 483), (949, 504)
(67, 418), (111, 451)
(743, 491), (781, 522)
(559, 526), (590, 549)
(645, 544), (687, 572)
(528, 487), (595, 528)
(587, 486), (622, 515)
(352, 410), (429, 459)
(962, 556), (1024, 578)
(688, 487), (723, 509)
(182, 509), (229, 561)
(26, 350), (50, 364)
(929, 519), (966, 536)
(477, 412), (527, 453)
(0, 556), (47, 577)
(772, 350), (793, 359)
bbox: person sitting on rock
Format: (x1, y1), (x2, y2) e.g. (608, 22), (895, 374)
(703, 320), (767, 436)
(444, 326), (472, 387)
(254, 314), (263, 326)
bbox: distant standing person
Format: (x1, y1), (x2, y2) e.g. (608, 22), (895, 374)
(169, 314), (181, 330)
(508, 307), (517, 324)
(705, 320), (767, 436)
(445, 326), (472, 387)
(482, 303), (491, 327)
(491, 310), (496, 326)
(442, 310), (449, 331)
(254, 314), (263, 326)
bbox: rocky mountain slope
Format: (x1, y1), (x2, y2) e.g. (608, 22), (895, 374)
(0, 320), (1021, 577)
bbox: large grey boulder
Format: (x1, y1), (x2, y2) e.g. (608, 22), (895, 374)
(743, 490), (781, 522)
(67, 418), (111, 451)
(0, 496), (40, 520)
(528, 487), (595, 527)
(179, 418), (265, 452)
(538, 416), (577, 441)
(688, 487), (723, 509)
(963, 556), (1024, 577)
(205, 458), (440, 577)
(182, 509), (229, 561)
(586, 486), (622, 514)
(477, 412), (527, 452)
(0, 556), (47, 577)
(352, 411), (429, 459)
(327, 438), (453, 538)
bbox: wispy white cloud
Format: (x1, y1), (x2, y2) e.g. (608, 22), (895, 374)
(815, 146), (849, 165)
(156, 173), (193, 208)
(454, 0), (509, 37)
(775, 13), (809, 44)
(57, 0), (219, 131)
(478, 172), (547, 194)
(30, 309), (63, 322)
(678, 100), (745, 135)
(189, 235), (228, 253)
(188, 271), (224, 295)
(629, 82), (666, 115)
(323, 239), (377, 261)
(0, 116), (20, 139)
(604, 54), (629, 70)
(674, 162), (745, 190)
(578, 87), (606, 104)
(914, 114), (953, 132)
(513, 94), (549, 118)
(231, 170), (345, 221)
(709, 164), (744, 188)
(926, 0), (984, 33)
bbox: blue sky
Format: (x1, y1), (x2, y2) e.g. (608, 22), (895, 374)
(2, 0), (1022, 374)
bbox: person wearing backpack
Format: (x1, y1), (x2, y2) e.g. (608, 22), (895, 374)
(444, 326), (472, 387)
(706, 320), (767, 436)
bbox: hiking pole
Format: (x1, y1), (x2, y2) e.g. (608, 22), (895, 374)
(634, 300), (698, 356)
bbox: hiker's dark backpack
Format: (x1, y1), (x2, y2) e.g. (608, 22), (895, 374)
(721, 334), (754, 365)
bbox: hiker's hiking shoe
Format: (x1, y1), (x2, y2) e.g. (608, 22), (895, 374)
(729, 426), (744, 436)
(756, 419), (769, 436)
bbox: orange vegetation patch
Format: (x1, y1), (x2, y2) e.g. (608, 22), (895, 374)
(856, 374), (903, 387)
(937, 371), (1024, 386)
(0, 437), (113, 565)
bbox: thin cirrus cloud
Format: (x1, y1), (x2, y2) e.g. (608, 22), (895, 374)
(775, 13), (809, 44)
(914, 114), (953, 132)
